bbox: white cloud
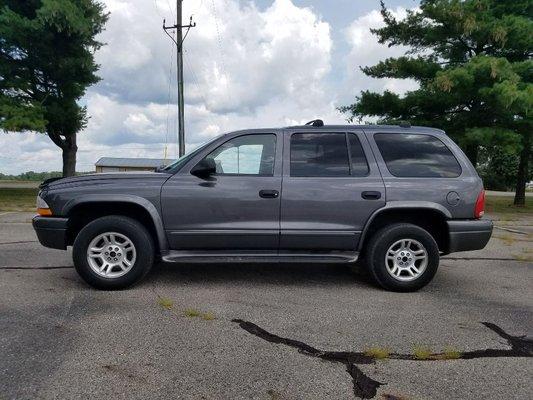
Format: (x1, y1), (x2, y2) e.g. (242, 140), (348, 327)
(0, 1), (420, 175)
(343, 7), (419, 100)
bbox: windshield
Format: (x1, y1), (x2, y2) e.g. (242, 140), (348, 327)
(162, 140), (214, 172)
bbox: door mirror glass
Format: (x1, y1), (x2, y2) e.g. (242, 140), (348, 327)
(191, 158), (217, 178)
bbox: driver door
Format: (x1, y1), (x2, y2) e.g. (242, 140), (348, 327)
(161, 132), (282, 250)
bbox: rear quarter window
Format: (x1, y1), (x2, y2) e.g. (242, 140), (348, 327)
(374, 133), (462, 178)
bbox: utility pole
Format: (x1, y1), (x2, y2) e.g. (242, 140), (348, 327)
(163, 1), (195, 157)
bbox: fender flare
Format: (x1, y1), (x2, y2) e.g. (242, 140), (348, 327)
(358, 201), (451, 251)
(62, 194), (168, 251)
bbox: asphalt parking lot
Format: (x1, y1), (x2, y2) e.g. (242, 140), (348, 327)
(1, 211), (532, 399)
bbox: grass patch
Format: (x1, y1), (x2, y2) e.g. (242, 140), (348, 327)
(485, 195), (533, 215)
(413, 346), (433, 360)
(158, 297), (174, 310)
(0, 188), (38, 212)
(493, 233), (516, 246)
(201, 312), (216, 321)
(184, 308), (215, 320)
(364, 347), (391, 360)
(442, 348), (462, 359)
(514, 253), (533, 262)
(184, 308), (202, 318)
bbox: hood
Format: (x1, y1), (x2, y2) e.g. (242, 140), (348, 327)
(41, 171), (172, 190)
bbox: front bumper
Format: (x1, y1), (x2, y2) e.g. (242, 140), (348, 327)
(32, 216), (69, 250)
(447, 219), (493, 253)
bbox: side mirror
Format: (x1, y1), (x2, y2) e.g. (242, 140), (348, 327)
(191, 158), (216, 178)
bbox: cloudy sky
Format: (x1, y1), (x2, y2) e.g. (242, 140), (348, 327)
(0, 0), (419, 175)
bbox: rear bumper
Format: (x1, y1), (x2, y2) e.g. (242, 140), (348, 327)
(447, 219), (493, 253)
(32, 216), (69, 250)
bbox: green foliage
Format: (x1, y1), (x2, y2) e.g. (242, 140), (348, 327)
(0, 188), (38, 212)
(340, 0), (532, 203)
(0, 170), (63, 181)
(0, 0), (108, 175)
(478, 147), (521, 191)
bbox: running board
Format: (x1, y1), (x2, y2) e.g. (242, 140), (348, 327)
(161, 250), (359, 264)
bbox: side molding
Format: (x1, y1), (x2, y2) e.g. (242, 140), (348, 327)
(62, 194), (168, 251)
(358, 201), (451, 251)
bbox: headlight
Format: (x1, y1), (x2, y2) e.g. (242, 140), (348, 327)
(36, 194), (52, 216)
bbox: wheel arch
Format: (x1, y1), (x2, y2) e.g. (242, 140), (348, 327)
(63, 195), (168, 252)
(359, 202), (451, 253)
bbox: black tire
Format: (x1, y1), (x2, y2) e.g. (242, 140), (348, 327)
(365, 223), (439, 292)
(72, 215), (154, 290)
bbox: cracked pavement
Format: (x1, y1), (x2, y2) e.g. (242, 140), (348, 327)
(1, 212), (532, 399)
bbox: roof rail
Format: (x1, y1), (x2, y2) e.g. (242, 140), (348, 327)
(398, 121), (411, 128)
(305, 119), (324, 127)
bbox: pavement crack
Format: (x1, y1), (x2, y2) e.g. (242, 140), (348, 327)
(442, 256), (520, 261)
(494, 226), (529, 235)
(232, 319), (381, 399)
(0, 240), (38, 245)
(232, 320), (532, 399)
(0, 265), (72, 270)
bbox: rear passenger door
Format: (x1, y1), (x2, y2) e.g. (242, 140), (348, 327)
(280, 130), (385, 250)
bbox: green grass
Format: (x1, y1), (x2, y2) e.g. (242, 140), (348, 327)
(0, 188), (38, 212)
(485, 195), (533, 214)
(157, 297), (174, 310)
(201, 312), (216, 321)
(364, 347), (391, 360)
(413, 346), (433, 360)
(184, 308), (202, 318)
(442, 348), (462, 360)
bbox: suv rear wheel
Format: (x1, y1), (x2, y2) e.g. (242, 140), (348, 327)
(365, 223), (439, 292)
(72, 215), (154, 290)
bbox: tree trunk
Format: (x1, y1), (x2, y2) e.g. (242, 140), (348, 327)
(61, 134), (77, 177)
(513, 133), (530, 206)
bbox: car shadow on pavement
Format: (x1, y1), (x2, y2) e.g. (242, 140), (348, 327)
(144, 261), (376, 288)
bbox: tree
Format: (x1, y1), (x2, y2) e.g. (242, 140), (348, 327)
(0, 0), (108, 176)
(340, 0), (532, 205)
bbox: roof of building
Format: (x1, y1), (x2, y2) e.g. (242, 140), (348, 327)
(95, 157), (169, 168)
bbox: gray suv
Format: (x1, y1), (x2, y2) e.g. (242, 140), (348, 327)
(33, 122), (492, 291)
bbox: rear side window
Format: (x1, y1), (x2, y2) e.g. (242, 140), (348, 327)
(291, 133), (349, 177)
(374, 133), (461, 178)
(290, 133), (369, 177)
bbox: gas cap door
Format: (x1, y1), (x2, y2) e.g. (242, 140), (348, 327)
(446, 191), (461, 206)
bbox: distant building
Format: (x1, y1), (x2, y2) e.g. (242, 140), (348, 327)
(95, 157), (170, 173)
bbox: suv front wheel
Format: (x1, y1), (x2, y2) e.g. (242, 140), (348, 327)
(365, 223), (439, 292)
(72, 215), (154, 290)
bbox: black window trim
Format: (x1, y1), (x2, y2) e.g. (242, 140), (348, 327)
(195, 133), (278, 177)
(289, 131), (370, 178)
(373, 132), (463, 179)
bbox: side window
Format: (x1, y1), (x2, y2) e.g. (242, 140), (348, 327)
(204, 134), (276, 176)
(374, 133), (462, 178)
(348, 133), (369, 176)
(290, 133), (350, 177)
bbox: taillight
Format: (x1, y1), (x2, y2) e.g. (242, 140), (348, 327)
(474, 189), (485, 219)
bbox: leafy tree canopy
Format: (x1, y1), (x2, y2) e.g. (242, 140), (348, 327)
(340, 0), (532, 204)
(0, 0), (108, 175)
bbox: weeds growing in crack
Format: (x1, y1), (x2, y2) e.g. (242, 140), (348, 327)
(364, 348), (391, 360)
(232, 320), (532, 399)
